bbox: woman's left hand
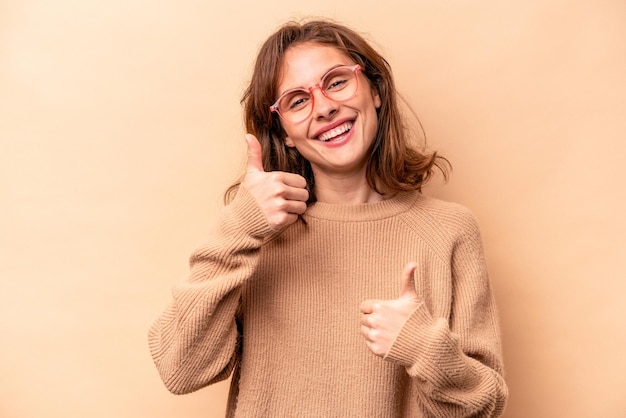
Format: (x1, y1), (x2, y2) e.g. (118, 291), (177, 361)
(359, 262), (421, 357)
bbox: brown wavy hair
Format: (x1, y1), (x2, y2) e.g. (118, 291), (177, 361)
(224, 19), (449, 204)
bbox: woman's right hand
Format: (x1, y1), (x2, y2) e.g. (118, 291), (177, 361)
(242, 134), (309, 230)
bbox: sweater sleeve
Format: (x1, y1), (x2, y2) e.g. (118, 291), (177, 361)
(384, 210), (508, 417)
(148, 186), (273, 395)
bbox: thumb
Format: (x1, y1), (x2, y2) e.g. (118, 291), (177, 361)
(245, 134), (265, 172)
(399, 262), (418, 299)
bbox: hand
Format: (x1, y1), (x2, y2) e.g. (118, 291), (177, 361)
(359, 262), (421, 357)
(242, 134), (309, 230)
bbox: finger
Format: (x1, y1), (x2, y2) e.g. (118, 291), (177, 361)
(283, 185), (309, 203)
(282, 200), (307, 215)
(360, 314), (375, 327)
(399, 262), (418, 299)
(267, 212), (299, 229)
(360, 325), (373, 341)
(281, 172), (308, 189)
(245, 134), (265, 173)
(366, 340), (385, 357)
(359, 299), (375, 314)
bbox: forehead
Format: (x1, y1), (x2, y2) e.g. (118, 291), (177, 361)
(277, 43), (355, 90)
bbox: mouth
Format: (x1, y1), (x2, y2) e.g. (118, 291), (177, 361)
(316, 121), (353, 142)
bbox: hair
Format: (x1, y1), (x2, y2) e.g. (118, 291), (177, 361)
(224, 19), (450, 204)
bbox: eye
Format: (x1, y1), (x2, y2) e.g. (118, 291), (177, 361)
(324, 76), (349, 92)
(282, 91), (310, 111)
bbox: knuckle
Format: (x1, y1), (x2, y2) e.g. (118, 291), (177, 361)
(272, 184), (286, 198)
(274, 199), (288, 212)
(269, 172), (283, 182)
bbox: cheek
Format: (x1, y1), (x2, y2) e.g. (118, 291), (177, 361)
(283, 124), (310, 148)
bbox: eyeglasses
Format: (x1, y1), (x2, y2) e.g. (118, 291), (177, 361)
(270, 64), (362, 124)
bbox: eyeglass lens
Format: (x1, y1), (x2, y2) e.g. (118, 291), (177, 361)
(277, 66), (358, 123)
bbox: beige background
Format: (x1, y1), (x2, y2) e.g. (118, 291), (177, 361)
(1, 0), (625, 417)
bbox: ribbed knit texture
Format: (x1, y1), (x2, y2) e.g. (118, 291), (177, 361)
(148, 187), (508, 417)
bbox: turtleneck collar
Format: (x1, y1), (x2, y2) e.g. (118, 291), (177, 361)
(303, 190), (422, 222)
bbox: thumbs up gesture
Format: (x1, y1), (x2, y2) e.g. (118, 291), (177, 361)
(242, 134), (309, 230)
(359, 262), (421, 357)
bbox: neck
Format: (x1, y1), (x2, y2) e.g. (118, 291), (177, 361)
(313, 172), (389, 204)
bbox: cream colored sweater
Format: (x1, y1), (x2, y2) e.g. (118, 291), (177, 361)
(149, 187), (508, 417)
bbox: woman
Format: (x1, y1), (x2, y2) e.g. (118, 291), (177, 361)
(149, 19), (508, 417)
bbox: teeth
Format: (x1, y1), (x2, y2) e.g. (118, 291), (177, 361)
(318, 122), (353, 142)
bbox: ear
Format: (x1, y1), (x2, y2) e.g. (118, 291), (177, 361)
(372, 87), (382, 109)
(284, 136), (295, 147)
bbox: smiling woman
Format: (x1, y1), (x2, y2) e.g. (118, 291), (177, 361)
(148, 19), (508, 417)
(277, 44), (382, 191)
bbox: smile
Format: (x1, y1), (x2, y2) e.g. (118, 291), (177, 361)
(317, 121), (353, 142)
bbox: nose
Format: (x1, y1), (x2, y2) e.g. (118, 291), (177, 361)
(310, 86), (338, 120)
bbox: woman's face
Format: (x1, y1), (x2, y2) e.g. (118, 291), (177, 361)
(276, 43), (381, 179)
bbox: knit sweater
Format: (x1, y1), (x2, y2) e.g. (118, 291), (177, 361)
(148, 187), (508, 417)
